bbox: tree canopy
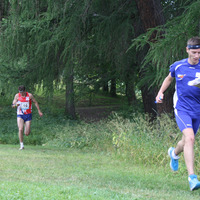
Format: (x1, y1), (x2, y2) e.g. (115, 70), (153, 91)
(0, 0), (199, 117)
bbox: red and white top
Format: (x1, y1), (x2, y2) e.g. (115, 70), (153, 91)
(17, 92), (32, 115)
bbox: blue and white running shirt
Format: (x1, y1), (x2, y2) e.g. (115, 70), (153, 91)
(170, 58), (200, 114)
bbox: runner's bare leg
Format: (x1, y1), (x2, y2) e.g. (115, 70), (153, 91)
(17, 117), (24, 143)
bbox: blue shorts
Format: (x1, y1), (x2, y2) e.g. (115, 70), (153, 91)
(17, 114), (32, 122)
(175, 110), (200, 135)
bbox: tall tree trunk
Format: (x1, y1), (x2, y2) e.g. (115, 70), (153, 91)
(0, 0), (9, 21)
(65, 64), (76, 119)
(126, 82), (136, 106)
(102, 82), (109, 93)
(141, 86), (157, 117)
(156, 88), (174, 114)
(110, 78), (117, 97)
(0, 1), (3, 21)
(135, 0), (165, 36)
(125, 68), (136, 105)
(135, 0), (173, 115)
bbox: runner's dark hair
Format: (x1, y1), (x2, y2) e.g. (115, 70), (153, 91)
(18, 85), (26, 92)
(187, 36), (200, 46)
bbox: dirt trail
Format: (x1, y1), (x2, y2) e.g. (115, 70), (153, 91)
(76, 105), (120, 122)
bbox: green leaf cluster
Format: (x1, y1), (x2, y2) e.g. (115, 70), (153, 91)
(0, 0), (138, 98)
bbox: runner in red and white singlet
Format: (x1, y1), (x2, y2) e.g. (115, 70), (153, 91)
(12, 85), (43, 150)
(17, 92), (32, 115)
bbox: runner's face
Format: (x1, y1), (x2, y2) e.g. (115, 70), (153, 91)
(186, 48), (200, 65)
(19, 91), (26, 96)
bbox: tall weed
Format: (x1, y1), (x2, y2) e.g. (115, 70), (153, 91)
(43, 111), (186, 169)
(43, 121), (112, 150)
(107, 113), (183, 168)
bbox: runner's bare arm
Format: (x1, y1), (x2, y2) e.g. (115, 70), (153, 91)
(12, 94), (19, 108)
(29, 93), (43, 117)
(155, 73), (174, 103)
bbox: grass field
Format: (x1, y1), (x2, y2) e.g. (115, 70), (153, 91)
(0, 145), (200, 200)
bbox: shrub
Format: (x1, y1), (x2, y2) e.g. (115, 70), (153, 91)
(43, 120), (112, 150)
(106, 112), (184, 168)
(43, 111), (186, 169)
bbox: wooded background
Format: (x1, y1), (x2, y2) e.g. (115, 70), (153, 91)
(0, 0), (199, 118)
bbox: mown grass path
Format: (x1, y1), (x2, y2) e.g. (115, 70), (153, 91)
(0, 145), (200, 200)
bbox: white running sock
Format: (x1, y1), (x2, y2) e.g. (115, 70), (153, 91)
(172, 149), (179, 159)
(20, 142), (24, 148)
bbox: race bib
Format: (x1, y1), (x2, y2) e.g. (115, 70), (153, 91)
(21, 102), (29, 110)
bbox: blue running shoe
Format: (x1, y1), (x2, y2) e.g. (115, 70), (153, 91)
(188, 174), (200, 191)
(168, 147), (179, 171)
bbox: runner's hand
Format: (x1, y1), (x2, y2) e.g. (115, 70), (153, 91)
(155, 94), (164, 103)
(38, 111), (43, 117)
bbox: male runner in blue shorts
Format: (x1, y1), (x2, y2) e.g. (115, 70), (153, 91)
(156, 36), (200, 191)
(12, 85), (43, 150)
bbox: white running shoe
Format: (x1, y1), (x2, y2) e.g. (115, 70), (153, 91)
(188, 174), (200, 191)
(19, 147), (24, 150)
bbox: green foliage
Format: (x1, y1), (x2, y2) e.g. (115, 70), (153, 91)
(0, 0), (139, 105)
(0, 0), (85, 93)
(43, 121), (108, 149)
(1, 0), (199, 117)
(109, 113), (180, 165)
